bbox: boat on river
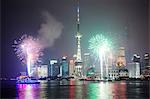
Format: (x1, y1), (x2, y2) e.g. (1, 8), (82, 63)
(16, 76), (40, 84)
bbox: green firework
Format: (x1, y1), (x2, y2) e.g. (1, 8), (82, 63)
(89, 34), (113, 56)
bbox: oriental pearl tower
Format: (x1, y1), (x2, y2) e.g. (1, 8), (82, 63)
(74, 0), (82, 77)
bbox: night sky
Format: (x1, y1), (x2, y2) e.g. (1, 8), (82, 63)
(1, 0), (149, 77)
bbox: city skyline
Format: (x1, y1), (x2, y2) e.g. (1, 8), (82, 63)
(1, 0), (149, 77)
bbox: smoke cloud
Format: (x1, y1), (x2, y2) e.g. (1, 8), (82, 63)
(38, 11), (64, 47)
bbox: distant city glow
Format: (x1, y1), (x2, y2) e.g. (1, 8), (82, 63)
(13, 34), (44, 76)
(89, 34), (114, 79)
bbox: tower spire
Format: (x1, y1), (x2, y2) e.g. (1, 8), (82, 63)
(76, 0), (82, 62)
(77, 0), (80, 32)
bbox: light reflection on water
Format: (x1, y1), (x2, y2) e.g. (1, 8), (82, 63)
(15, 80), (149, 99)
(86, 81), (126, 99)
(17, 84), (40, 99)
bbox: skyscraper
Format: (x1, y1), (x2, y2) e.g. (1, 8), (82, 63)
(132, 54), (140, 63)
(69, 59), (75, 77)
(61, 56), (69, 77)
(83, 53), (91, 76)
(74, 0), (82, 77)
(128, 62), (140, 78)
(49, 59), (59, 77)
(116, 47), (126, 67)
(144, 53), (149, 66)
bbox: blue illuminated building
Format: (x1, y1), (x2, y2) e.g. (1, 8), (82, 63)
(61, 56), (69, 77)
(49, 59), (60, 77)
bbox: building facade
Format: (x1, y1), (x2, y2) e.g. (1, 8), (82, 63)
(83, 53), (91, 76)
(49, 59), (59, 77)
(119, 69), (129, 79)
(144, 53), (149, 66)
(108, 66), (119, 80)
(128, 62), (140, 78)
(69, 59), (75, 77)
(61, 56), (69, 77)
(116, 47), (126, 67)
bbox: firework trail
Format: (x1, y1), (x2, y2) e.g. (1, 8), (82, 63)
(89, 34), (114, 79)
(12, 34), (44, 76)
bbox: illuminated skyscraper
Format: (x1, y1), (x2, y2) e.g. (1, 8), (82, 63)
(83, 53), (91, 76)
(128, 62), (140, 78)
(69, 59), (75, 77)
(49, 59), (59, 77)
(61, 56), (69, 77)
(144, 53), (149, 66)
(116, 47), (126, 67)
(74, 0), (82, 77)
(132, 54), (140, 63)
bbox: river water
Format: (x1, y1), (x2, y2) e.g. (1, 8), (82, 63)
(1, 80), (149, 99)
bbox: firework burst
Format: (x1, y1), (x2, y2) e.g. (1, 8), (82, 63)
(12, 34), (44, 76)
(89, 34), (114, 79)
(89, 34), (113, 56)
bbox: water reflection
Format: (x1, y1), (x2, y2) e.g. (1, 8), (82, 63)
(87, 82), (126, 99)
(15, 80), (149, 99)
(69, 80), (75, 99)
(17, 84), (40, 99)
(111, 81), (127, 99)
(40, 81), (48, 98)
